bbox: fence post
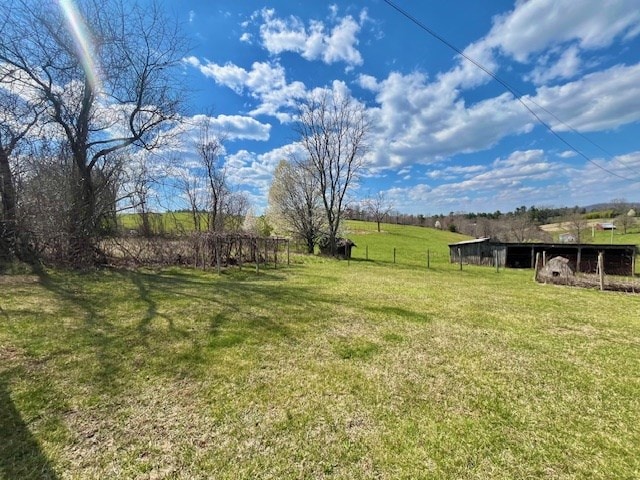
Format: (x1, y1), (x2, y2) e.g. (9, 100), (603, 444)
(264, 239), (268, 269)
(598, 251), (604, 291)
(495, 249), (499, 273)
(256, 239), (260, 274)
(274, 240), (278, 269)
(393, 247), (396, 264)
(533, 252), (541, 281)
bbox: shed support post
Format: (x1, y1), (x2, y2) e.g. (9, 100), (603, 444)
(576, 247), (582, 274)
(531, 247), (535, 269)
(458, 248), (462, 271)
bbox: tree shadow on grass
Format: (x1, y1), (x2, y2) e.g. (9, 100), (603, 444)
(366, 305), (432, 324)
(0, 372), (59, 480)
(33, 267), (335, 391)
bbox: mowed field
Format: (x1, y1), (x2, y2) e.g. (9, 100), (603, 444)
(1, 221), (640, 479)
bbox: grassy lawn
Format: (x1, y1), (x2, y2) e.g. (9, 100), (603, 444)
(1, 224), (640, 479)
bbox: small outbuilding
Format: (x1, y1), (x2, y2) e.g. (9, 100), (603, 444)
(559, 233), (577, 244)
(449, 238), (637, 276)
(319, 237), (356, 259)
(596, 223), (616, 230)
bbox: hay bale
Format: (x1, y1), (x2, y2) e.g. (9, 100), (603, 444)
(539, 256), (574, 280)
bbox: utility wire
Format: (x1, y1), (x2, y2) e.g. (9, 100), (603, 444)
(382, 0), (640, 182)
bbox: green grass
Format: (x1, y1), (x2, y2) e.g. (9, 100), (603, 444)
(1, 223), (640, 479)
(589, 228), (640, 245)
(345, 220), (467, 267)
(117, 211), (202, 233)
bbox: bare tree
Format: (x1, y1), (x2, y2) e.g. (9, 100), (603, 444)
(506, 213), (538, 242)
(295, 89), (369, 255)
(565, 210), (588, 244)
(364, 191), (392, 233)
(127, 152), (168, 237)
(195, 119), (227, 232)
(223, 190), (250, 232)
(0, 0), (188, 263)
(174, 165), (205, 233)
(268, 159), (324, 253)
(0, 65), (44, 258)
(611, 198), (632, 234)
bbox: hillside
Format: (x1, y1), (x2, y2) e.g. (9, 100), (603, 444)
(3, 221), (639, 478)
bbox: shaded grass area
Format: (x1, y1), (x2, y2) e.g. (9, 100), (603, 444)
(1, 245), (640, 478)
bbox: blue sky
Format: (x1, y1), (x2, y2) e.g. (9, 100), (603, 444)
(163, 0), (640, 215)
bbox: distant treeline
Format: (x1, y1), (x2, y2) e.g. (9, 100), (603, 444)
(345, 201), (638, 242)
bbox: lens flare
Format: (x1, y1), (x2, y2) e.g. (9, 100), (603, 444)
(58, 0), (101, 92)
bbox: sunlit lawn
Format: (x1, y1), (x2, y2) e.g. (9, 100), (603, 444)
(1, 223), (640, 479)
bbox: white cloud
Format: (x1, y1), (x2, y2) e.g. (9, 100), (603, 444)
(224, 143), (307, 198)
(381, 149), (640, 214)
(254, 7), (364, 66)
(530, 63), (640, 131)
(486, 0), (640, 62)
(527, 45), (582, 85)
(184, 57), (307, 121)
(382, 150), (567, 213)
(207, 114), (271, 141)
(427, 0), (640, 91)
(364, 71), (533, 168)
(357, 74), (379, 91)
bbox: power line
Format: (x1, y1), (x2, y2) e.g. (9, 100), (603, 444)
(382, 0), (640, 183)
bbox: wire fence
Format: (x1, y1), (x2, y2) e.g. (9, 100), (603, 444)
(348, 244), (451, 269)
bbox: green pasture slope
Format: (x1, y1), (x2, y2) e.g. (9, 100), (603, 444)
(2, 222), (640, 479)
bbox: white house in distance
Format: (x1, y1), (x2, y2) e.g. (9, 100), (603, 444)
(559, 233), (578, 243)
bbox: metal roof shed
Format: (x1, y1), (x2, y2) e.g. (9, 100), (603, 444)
(449, 239), (637, 276)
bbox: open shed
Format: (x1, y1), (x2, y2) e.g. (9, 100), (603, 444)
(449, 238), (637, 276)
(319, 237), (356, 259)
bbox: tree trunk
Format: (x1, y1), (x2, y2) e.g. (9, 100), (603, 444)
(68, 163), (96, 265)
(0, 150), (17, 259)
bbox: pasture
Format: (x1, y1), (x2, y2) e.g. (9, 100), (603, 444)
(1, 221), (640, 479)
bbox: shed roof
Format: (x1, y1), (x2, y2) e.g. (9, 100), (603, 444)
(449, 238), (636, 251)
(448, 237), (490, 247)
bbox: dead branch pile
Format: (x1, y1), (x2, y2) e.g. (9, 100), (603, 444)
(101, 232), (290, 269)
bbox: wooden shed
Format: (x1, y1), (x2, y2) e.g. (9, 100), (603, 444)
(449, 238), (637, 276)
(319, 237), (356, 259)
